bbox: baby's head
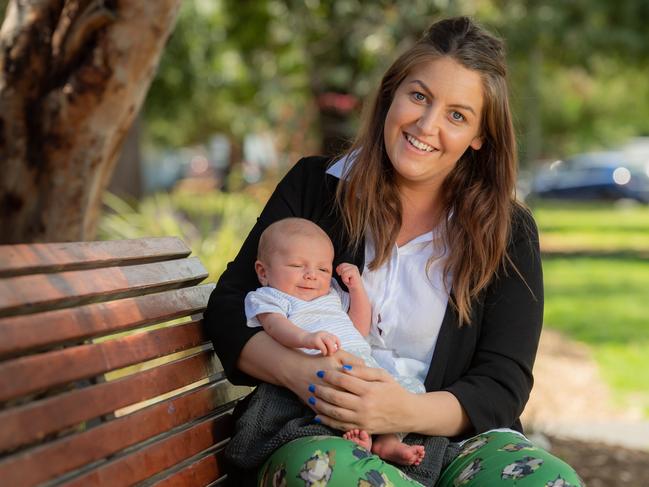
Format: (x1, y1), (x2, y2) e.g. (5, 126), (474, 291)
(255, 218), (334, 301)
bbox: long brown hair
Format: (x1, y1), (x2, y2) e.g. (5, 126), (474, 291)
(335, 16), (521, 325)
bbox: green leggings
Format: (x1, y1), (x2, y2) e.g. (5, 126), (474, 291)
(259, 431), (583, 486)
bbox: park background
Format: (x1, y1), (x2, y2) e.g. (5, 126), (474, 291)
(1, 1), (648, 484)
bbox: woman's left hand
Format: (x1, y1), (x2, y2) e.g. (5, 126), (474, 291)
(309, 364), (414, 434)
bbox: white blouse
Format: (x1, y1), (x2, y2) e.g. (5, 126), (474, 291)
(326, 159), (449, 385)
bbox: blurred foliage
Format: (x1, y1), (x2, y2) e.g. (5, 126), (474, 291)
(99, 189), (261, 281)
(2, 1), (647, 162)
(535, 201), (649, 415)
(143, 0), (649, 164)
(144, 0), (447, 152)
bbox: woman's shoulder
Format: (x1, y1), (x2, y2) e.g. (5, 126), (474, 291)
(278, 155), (341, 209)
(288, 155), (334, 177)
(509, 202), (539, 242)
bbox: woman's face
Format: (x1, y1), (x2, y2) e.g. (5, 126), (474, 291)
(383, 56), (484, 192)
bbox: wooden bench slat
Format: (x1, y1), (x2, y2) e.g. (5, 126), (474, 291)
(64, 415), (232, 487)
(0, 351), (223, 453)
(0, 382), (234, 487)
(0, 237), (190, 278)
(0, 284), (215, 358)
(1, 237), (237, 487)
(0, 320), (208, 402)
(0, 257), (207, 318)
(149, 449), (227, 487)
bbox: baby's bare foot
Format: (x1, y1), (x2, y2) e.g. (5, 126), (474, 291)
(343, 429), (372, 451)
(373, 436), (426, 466)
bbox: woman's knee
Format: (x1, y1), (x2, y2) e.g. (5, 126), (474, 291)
(437, 431), (584, 486)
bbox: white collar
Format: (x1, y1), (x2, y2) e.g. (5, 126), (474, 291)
(326, 152), (355, 180)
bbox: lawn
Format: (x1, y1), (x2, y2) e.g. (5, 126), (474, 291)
(533, 200), (649, 253)
(532, 201), (649, 414)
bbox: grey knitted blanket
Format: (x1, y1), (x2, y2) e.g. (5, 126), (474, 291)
(225, 383), (459, 486)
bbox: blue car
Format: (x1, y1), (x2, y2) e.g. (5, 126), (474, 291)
(529, 151), (649, 203)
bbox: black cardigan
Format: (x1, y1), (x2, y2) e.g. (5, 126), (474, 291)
(204, 155), (544, 441)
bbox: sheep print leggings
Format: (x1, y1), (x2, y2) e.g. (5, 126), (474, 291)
(258, 431), (584, 486)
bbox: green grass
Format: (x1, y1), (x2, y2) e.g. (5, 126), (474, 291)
(531, 200), (649, 252)
(542, 256), (649, 344)
(534, 200), (649, 414)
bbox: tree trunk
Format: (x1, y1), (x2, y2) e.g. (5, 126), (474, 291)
(107, 113), (142, 201)
(0, 0), (181, 243)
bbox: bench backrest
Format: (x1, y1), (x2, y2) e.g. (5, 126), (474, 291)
(0, 237), (248, 486)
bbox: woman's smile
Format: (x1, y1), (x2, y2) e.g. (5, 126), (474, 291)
(404, 132), (438, 153)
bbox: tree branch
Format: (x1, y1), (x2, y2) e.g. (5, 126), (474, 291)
(51, 0), (116, 75)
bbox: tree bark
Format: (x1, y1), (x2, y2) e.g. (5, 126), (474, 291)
(0, 0), (181, 243)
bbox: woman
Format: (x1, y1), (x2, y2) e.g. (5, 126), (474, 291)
(206, 16), (582, 486)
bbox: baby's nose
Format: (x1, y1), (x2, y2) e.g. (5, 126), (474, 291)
(304, 268), (316, 278)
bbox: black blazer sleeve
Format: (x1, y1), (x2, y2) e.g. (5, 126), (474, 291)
(204, 156), (334, 385)
(443, 207), (544, 435)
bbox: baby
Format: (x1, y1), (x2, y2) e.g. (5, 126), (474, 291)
(245, 217), (425, 466)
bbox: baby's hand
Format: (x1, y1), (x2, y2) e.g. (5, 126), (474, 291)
(336, 263), (362, 289)
(303, 331), (341, 356)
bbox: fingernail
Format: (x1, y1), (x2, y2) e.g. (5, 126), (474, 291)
(308, 384), (316, 393)
(316, 370), (325, 378)
(313, 416), (321, 423)
(342, 364), (353, 371)
(308, 396), (316, 405)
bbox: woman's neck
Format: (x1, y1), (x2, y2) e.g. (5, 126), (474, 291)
(396, 185), (443, 247)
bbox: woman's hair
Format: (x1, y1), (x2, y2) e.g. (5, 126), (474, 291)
(335, 16), (520, 326)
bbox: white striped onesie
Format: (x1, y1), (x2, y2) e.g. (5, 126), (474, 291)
(245, 281), (425, 395)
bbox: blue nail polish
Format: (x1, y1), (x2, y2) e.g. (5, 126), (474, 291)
(342, 364), (353, 371)
(316, 370), (325, 378)
(308, 396), (316, 405)
(308, 384), (316, 393)
(313, 417), (321, 423)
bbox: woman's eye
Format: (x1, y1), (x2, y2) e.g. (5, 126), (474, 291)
(451, 111), (465, 122)
(411, 91), (426, 102)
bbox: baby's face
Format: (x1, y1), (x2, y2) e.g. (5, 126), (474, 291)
(257, 235), (333, 301)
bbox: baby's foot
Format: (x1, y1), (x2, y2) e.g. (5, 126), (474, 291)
(343, 429), (372, 451)
(373, 436), (426, 466)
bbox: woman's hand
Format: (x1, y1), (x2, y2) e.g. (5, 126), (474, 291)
(282, 347), (365, 406)
(308, 364), (415, 434)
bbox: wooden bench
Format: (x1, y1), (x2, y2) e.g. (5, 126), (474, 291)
(0, 237), (250, 486)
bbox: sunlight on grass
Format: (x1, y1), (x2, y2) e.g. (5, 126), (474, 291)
(536, 199), (649, 416)
(543, 257), (649, 344)
(595, 344), (649, 416)
(533, 200), (649, 252)
(543, 258), (649, 414)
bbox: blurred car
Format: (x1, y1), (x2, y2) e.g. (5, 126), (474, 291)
(528, 151), (649, 203)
